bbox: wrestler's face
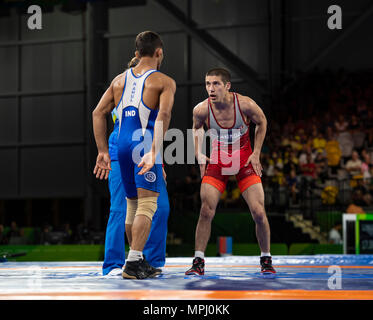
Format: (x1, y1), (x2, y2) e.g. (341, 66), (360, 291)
(205, 75), (231, 103)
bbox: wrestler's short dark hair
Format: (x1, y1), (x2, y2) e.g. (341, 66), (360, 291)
(135, 31), (163, 57)
(206, 68), (231, 84)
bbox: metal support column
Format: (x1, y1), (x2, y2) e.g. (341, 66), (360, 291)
(84, 1), (109, 230)
(16, 11), (22, 196)
(185, 0), (192, 129)
(268, 0), (283, 97)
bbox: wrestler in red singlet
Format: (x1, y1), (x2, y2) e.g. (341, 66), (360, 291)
(203, 91), (262, 194)
(186, 67), (276, 276)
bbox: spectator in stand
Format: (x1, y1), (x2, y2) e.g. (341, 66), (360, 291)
(270, 167), (285, 208)
(8, 221), (20, 239)
(280, 134), (292, 150)
(353, 178), (373, 206)
(282, 146), (297, 176)
(337, 128), (354, 164)
(267, 151), (283, 177)
(349, 114), (359, 132)
(272, 166), (285, 187)
(334, 114), (353, 162)
(312, 131), (327, 154)
(361, 150), (372, 180)
(334, 114), (349, 134)
(356, 100), (368, 120)
(364, 109), (373, 147)
(62, 223), (73, 244)
(298, 128), (309, 146)
(346, 200), (365, 214)
(75, 224), (91, 244)
(290, 135), (303, 152)
(286, 169), (299, 204)
(349, 114), (366, 152)
(325, 126), (342, 173)
(345, 150), (363, 178)
(300, 153), (317, 180)
(40, 223), (52, 245)
(328, 223), (342, 245)
(0, 224), (8, 245)
(314, 151), (328, 182)
(299, 145), (314, 166)
(366, 165), (373, 194)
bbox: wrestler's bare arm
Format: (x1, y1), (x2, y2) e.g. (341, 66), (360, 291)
(192, 101), (209, 160)
(138, 74), (176, 175)
(152, 75), (177, 155)
(92, 73), (122, 179)
(237, 94), (267, 176)
(92, 73), (123, 154)
(193, 101), (210, 178)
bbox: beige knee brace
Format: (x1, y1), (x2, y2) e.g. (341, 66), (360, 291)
(135, 197), (158, 221)
(125, 198), (138, 225)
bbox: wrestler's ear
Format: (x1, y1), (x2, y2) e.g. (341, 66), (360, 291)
(154, 47), (163, 58)
(226, 81), (231, 91)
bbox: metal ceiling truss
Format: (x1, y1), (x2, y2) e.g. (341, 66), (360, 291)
(151, 0), (267, 94)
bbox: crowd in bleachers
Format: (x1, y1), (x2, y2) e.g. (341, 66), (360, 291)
(0, 221), (104, 246)
(263, 69), (373, 211)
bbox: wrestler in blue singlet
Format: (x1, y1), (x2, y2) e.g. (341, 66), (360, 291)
(102, 102), (169, 276)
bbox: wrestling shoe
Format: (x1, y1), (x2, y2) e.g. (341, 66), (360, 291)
(260, 256), (276, 274)
(104, 268), (123, 277)
(185, 257), (205, 275)
(122, 258), (160, 279)
(143, 256), (162, 276)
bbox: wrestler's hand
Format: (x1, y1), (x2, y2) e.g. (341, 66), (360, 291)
(94, 152), (111, 180)
(245, 152), (262, 177)
(196, 153), (210, 179)
(138, 151), (156, 175)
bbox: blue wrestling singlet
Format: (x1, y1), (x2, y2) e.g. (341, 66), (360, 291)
(116, 68), (163, 198)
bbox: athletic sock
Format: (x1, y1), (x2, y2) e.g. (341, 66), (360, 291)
(127, 249), (143, 262)
(195, 251), (205, 259)
(261, 252), (271, 257)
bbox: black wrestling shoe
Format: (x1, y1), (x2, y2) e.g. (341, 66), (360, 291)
(122, 258), (160, 279)
(143, 256), (162, 275)
(260, 256), (276, 274)
(185, 257), (205, 275)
